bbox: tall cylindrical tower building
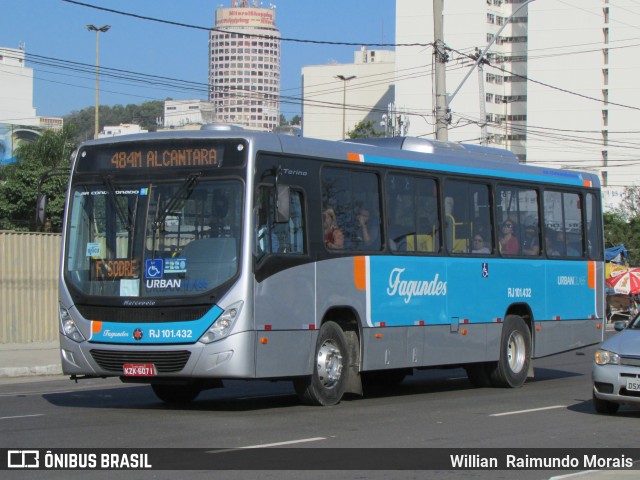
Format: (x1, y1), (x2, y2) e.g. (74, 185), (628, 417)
(209, 1), (280, 131)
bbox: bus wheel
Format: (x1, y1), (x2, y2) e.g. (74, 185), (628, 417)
(151, 383), (202, 404)
(294, 321), (349, 406)
(465, 363), (494, 388)
(489, 315), (531, 388)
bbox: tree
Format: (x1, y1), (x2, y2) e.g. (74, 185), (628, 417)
(64, 100), (164, 143)
(614, 186), (640, 222)
(603, 211), (640, 265)
(0, 125), (76, 232)
(347, 120), (383, 139)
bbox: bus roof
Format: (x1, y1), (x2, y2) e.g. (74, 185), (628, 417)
(77, 128), (601, 189)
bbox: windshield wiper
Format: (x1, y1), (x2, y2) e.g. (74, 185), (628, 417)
(151, 173), (202, 232)
(149, 173), (201, 259)
(103, 175), (133, 233)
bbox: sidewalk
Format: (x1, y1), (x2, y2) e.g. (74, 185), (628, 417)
(0, 341), (62, 378)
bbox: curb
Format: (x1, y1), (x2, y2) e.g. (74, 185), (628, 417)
(0, 364), (63, 378)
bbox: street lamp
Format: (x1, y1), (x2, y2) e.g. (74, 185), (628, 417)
(86, 24), (111, 139)
(335, 74), (356, 140)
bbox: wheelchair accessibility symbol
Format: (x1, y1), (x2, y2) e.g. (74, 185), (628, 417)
(145, 259), (163, 279)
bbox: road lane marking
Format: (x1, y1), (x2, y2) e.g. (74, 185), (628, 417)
(208, 437), (327, 454)
(490, 405), (566, 417)
(0, 414), (45, 420)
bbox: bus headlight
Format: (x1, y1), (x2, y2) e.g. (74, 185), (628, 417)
(59, 304), (85, 343)
(200, 301), (243, 344)
(595, 349), (620, 366)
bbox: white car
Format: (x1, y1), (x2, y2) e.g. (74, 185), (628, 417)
(592, 317), (640, 414)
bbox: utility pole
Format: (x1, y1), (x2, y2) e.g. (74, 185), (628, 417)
(87, 24), (111, 139)
(336, 74), (356, 140)
(433, 0), (448, 141)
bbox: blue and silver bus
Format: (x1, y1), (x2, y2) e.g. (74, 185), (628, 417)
(56, 127), (605, 405)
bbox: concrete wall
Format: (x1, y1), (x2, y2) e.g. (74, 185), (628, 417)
(0, 231), (60, 343)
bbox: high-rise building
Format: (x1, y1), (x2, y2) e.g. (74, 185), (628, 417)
(0, 45), (38, 127)
(395, 0), (640, 192)
(302, 47), (396, 141)
(208, 0), (280, 131)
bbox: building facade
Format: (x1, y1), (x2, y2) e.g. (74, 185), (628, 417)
(302, 47), (396, 141)
(163, 99), (215, 129)
(0, 45), (63, 165)
(208, 1), (280, 131)
(394, 0), (639, 195)
(0, 46), (37, 127)
(98, 124), (148, 138)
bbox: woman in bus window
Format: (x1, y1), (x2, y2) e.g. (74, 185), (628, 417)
(471, 233), (490, 254)
(323, 208), (344, 249)
(499, 220), (520, 254)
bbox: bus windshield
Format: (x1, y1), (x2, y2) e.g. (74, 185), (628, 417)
(64, 178), (242, 299)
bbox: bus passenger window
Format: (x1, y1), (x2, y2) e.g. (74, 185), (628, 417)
(321, 167), (381, 252)
(386, 174), (439, 254)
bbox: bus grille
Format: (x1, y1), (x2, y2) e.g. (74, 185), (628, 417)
(76, 305), (211, 323)
(90, 349), (191, 373)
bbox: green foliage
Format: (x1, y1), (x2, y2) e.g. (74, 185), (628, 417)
(0, 125), (76, 232)
(64, 100), (164, 143)
(347, 120), (384, 139)
(279, 114), (301, 127)
(603, 186), (640, 264)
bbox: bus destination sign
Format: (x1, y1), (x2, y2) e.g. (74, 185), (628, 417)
(109, 147), (220, 170)
(75, 139), (248, 173)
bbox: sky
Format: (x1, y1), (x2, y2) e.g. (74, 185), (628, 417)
(1, 0), (396, 119)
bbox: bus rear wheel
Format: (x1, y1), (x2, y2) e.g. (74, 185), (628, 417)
(151, 383), (202, 404)
(294, 321), (349, 406)
(489, 315), (531, 388)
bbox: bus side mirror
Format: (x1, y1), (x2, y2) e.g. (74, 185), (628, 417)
(275, 185), (290, 223)
(36, 194), (48, 229)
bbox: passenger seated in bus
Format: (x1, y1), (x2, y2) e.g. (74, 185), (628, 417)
(552, 230), (580, 257)
(354, 208), (380, 249)
(323, 208), (344, 249)
(499, 220), (520, 254)
(545, 232), (561, 256)
(521, 224), (540, 256)
(471, 233), (490, 254)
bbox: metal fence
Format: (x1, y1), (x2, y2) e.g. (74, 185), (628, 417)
(0, 231), (61, 344)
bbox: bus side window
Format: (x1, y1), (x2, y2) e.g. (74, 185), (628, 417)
(386, 174), (439, 254)
(256, 187), (305, 256)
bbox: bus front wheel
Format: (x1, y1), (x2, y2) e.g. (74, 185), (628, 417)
(151, 383), (202, 404)
(489, 315), (531, 388)
(294, 321), (349, 406)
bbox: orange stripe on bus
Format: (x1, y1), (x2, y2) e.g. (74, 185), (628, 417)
(347, 153), (362, 162)
(587, 261), (595, 289)
(353, 256), (367, 291)
(92, 321), (103, 334)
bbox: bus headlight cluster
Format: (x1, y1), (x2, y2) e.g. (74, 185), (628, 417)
(59, 304), (85, 343)
(595, 349), (620, 366)
(200, 301), (243, 344)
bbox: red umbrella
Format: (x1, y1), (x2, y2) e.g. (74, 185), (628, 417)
(606, 268), (640, 295)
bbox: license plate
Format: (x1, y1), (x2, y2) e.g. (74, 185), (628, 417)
(123, 364), (156, 377)
(626, 378), (640, 392)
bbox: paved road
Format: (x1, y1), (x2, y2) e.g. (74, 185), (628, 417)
(1, 333), (638, 480)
